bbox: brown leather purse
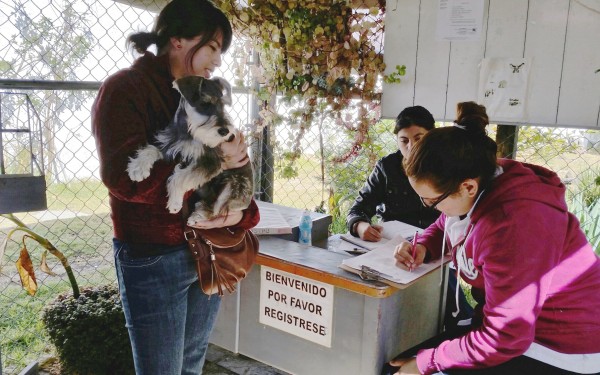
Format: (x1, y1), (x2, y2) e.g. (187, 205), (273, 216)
(184, 226), (259, 296)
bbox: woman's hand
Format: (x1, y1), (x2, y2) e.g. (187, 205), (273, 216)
(188, 211), (243, 229)
(389, 358), (421, 375)
(221, 132), (249, 170)
(357, 222), (383, 241)
(393, 242), (426, 271)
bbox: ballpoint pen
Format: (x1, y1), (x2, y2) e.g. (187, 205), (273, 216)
(345, 248), (369, 256)
(340, 235), (371, 251)
(410, 231), (419, 271)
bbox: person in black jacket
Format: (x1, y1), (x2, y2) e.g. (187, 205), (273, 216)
(347, 106), (439, 240)
(346, 105), (473, 332)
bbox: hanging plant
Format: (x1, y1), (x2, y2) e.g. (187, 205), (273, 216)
(216, 0), (392, 163)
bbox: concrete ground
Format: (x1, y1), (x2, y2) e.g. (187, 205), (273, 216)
(203, 344), (291, 375)
(31, 344), (289, 375)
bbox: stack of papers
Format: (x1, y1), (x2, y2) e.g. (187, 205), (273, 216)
(339, 220), (424, 251)
(252, 203), (293, 235)
(379, 220), (423, 240)
(339, 236), (449, 287)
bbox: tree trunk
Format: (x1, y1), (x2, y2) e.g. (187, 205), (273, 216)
(496, 124), (519, 159)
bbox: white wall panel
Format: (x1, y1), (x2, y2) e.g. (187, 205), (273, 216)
(382, 0), (600, 128)
(524, 0), (569, 126)
(556, 0), (600, 127)
(445, 1), (490, 120)
(381, 1), (421, 118)
(412, 0), (452, 119)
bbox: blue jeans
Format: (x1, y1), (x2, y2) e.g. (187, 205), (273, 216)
(114, 239), (221, 375)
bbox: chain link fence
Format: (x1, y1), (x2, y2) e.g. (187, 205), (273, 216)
(0, 0), (599, 373)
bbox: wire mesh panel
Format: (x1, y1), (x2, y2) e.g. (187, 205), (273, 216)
(0, 0), (598, 373)
(0, 92), (47, 213)
(0, 1), (159, 372)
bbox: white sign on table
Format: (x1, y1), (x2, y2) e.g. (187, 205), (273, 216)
(259, 266), (334, 347)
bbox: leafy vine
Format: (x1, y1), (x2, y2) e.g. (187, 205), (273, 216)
(215, 0), (392, 164)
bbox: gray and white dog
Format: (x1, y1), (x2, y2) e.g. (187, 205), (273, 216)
(127, 76), (254, 225)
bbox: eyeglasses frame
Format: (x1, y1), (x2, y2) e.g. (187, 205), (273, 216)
(419, 188), (454, 210)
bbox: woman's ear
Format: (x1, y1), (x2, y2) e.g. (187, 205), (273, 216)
(169, 37), (183, 50)
(461, 178), (480, 198)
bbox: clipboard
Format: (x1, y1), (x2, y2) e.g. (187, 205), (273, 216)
(339, 239), (450, 289)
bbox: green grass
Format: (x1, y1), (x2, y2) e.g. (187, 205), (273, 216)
(1, 288), (56, 372)
(272, 155), (327, 210)
(47, 178), (110, 214)
(1, 214), (113, 264)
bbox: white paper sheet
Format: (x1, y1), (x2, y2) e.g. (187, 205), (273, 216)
(341, 239), (448, 285)
(436, 0), (484, 41)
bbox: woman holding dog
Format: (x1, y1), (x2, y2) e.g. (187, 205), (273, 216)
(382, 102), (600, 375)
(91, 0), (257, 373)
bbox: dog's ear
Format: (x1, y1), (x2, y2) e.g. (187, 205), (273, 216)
(211, 77), (232, 106)
(173, 76), (204, 103)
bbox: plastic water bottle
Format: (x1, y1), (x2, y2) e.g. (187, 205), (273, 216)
(298, 209), (312, 246)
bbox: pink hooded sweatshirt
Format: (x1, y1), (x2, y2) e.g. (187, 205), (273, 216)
(416, 159), (600, 374)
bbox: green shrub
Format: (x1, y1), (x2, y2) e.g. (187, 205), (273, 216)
(577, 169), (600, 207)
(568, 195), (600, 255)
(42, 284), (134, 375)
(566, 168), (600, 254)
(326, 119), (396, 234)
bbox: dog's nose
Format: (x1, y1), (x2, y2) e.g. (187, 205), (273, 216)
(218, 128), (229, 136)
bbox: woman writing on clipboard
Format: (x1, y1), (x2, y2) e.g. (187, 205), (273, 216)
(385, 102), (600, 375)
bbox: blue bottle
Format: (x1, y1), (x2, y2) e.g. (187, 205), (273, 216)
(298, 209), (312, 246)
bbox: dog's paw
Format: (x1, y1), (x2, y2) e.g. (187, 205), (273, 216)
(127, 146), (162, 182)
(127, 158), (152, 182)
(167, 201), (183, 214)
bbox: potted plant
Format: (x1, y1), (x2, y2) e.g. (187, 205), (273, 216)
(0, 213), (134, 374)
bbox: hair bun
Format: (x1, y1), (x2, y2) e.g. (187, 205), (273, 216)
(454, 101), (489, 136)
(458, 115), (488, 135)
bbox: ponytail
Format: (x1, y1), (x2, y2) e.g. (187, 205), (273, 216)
(125, 0), (232, 56)
(127, 31), (160, 54)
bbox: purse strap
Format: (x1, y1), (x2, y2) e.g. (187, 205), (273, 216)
(184, 226), (246, 247)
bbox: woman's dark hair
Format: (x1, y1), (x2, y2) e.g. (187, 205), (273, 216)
(126, 0), (232, 67)
(403, 101), (498, 194)
(393, 105), (436, 134)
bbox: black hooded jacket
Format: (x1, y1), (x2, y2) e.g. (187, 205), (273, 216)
(346, 150), (439, 236)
